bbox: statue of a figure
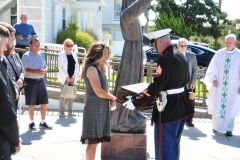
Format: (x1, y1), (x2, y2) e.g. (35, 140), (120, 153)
(111, 0), (152, 133)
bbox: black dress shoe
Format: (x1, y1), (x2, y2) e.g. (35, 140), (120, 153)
(213, 129), (218, 133)
(186, 122), (194, 127)
(225, 131), (233, 137)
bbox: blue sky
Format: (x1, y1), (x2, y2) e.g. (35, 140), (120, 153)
(149, 0), (240, 25)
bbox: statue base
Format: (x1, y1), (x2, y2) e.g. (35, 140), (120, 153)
(101, 131), (147, 160)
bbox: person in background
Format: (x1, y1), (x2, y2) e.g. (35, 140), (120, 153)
(204, 34), (240, 137)
(0, 22), (25, 111)
(14, 13), (37, 58)
(0, 24), (21, 160)
(22, 38), (52, 131)
(123, 29), (194, 160)
(80, 42), (116, 160)
(178, 38), (198, 127)
(58, 39), (79, 117)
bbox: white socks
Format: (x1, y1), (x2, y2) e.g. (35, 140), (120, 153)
(40, 120), (45, 124)
(30, 120), (45, 124)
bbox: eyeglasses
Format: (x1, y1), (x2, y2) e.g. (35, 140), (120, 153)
(180, 45), (187, 48)
(66, 45), (73, 48)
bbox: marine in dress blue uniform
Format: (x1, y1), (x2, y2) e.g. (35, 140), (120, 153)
(123, 29), (194, 160)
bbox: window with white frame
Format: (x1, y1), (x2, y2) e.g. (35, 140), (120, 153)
(103, 27), (111, 34)
(62, 7), (66, 30)
(114, 0), (121, 20)
(11, 4), (17, 26)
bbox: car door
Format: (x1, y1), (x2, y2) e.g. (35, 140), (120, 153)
(186, 45), (213, 67)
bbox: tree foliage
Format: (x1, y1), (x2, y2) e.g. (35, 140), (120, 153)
(152, 0), (229, 39)
(154, 11), (192, 39)
(220, 19), (240, 38)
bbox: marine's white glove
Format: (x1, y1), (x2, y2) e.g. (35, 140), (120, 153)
(123, 96), (135, 110)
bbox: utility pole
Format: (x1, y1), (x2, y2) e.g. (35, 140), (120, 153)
(215, 0), (222, 49)
(219, 0), (222, 8)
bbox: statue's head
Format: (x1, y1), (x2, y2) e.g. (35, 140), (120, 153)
(121, 0), (136, 11)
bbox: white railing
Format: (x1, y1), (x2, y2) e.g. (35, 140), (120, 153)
(40, 43), (86, 55)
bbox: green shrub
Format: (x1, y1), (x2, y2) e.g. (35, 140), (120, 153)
(85, 26), (98, 41)
(56, 30), (96, 51)
(67, 14), (79, 31)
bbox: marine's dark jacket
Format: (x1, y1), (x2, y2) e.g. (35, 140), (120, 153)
(132, 45), (194, 123)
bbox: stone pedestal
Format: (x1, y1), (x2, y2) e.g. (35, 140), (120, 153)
(101, 132), (147, 160)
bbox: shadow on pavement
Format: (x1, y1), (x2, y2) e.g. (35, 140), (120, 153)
(182, 127), (207, 140)
(211, 134), (240, 148)
(20, 130), (46, 145)
(55, 116), (77, 127)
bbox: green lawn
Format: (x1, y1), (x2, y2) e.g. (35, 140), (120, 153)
(195, 79), (209, 98)
(46, 78), (85, 87)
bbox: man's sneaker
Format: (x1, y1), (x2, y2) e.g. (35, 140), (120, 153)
(29, 122), (37, 130)
(39, 122), (53, 130)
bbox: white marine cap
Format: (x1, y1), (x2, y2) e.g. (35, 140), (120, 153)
(144, 28), (172, 41)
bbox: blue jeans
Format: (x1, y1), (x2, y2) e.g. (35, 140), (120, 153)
(0, 156), (12, 160)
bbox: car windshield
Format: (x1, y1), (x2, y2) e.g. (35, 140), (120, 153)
(187, 46), (205, 55)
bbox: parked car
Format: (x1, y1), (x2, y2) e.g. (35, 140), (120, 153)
(145, 40), (216, 67)
(143, 46), (159, 63)
(191, 42), (209, 48)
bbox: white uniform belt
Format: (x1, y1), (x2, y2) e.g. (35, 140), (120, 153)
(166, 87), (184, 95)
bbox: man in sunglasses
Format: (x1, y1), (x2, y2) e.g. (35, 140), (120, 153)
(123, 28), (194, 160)
(178, 38), (198, 127)
(22, 38), (52, 131)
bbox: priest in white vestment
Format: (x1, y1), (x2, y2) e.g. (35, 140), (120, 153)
(204, 34), (240, 137)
